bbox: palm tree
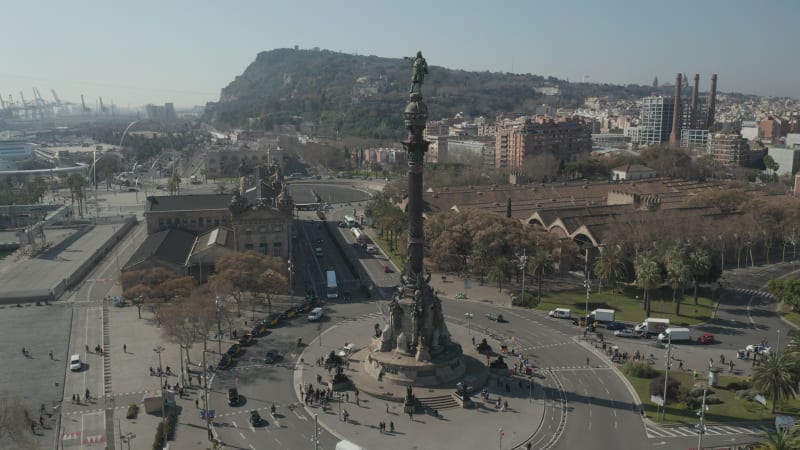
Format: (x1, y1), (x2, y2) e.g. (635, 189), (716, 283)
(594, 245), (624, 293)
(528, 250), (554, 303)
(758, 426), (798, 450)
(687, 248), (711, 305)
(635, 253), (661, 318)
(488, 256), (510, 292)
(666, 259), (691, 316)
(752, 351), (798, 413)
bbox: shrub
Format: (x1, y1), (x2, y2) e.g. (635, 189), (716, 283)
(126, 404), (139, 419)
(152, 422), (165, 450)
(623, 362), (658, 378)
(690, 388), (714, 398)
(705, 396), (723, 405)
(736, 389), (756, 401)
(165, 408), (178, 440)
(727, 380), (751, 391)
(685, 397), (701, 410)
(650, 375), (682, 403)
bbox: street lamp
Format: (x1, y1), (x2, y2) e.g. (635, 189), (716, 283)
(153, 346), (167, 449)
(660, 333), (672, 420)
(697, 388), (708, 450)
(517, 249), (529, 305)
(464, 313), (473, 336)
(215, 295), (222, 354)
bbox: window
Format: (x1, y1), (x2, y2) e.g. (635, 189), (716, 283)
(273, 242), (282, 256)
(259, 243), (268, 253)
(244, 243), (254, 250)
(271, 224), (283, 232)
(198, 217), (204, 226)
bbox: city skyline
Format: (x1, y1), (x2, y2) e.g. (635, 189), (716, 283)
(1, 0), (798, 108)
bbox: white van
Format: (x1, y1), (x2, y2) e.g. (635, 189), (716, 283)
(315, 247), (323, 257)
(365, 244), (377, 254)
(308, 307), (325, 321)
(548, 308), (571, 319)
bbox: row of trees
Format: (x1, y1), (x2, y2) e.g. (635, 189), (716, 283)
(120, 252), (289, 384)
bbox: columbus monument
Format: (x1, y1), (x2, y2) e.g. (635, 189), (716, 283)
(363, 52), (465, 386)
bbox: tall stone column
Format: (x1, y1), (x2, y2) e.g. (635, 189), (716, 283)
(403, 93), (428, 282)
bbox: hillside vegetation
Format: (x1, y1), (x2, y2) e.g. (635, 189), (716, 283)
(205, 48), (659, 138)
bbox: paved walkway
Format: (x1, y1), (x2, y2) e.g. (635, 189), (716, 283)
(296, 317), (546, 450)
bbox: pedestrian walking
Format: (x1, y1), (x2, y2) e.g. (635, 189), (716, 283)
(195, 399), (199, 408)
(40, 403), (46, 414)
(346, 392), (349, 403)
(49, 351), (53, 360)
(85, 389), (90, 400)
(471, 336), (475, 346)
(679, 360), (683, 370)
(720, 354), (725, 365)
(378, 421), (382, 433)
(386, 402), (390, 413)
(390, 421), (394, 433)
(729, 360), (735, 373)
(123, 344), (127, 353)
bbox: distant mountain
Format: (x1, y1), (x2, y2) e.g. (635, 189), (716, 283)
(205, 48), (659, 138)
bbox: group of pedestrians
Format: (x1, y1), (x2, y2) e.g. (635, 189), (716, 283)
(377, 420), (394, 434)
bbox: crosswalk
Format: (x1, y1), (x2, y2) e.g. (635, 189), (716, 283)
(733, 288), (776, 300)
(646, 423), (765, 438)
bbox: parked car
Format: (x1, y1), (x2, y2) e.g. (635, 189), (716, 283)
(697, 333), (715, 344)
(614, 328), (637, 338)
(218, 354), (232, 370)
(264, 350), (279, 364)
(265, 313), (281, 328)
(487, 313), (506, 323)
(227, 344), (242, 357)
(228, 388), (239, 406)
(746, 344), (771, 355)
(251, 323), (268, 337)
(383, 265), (392, 273)
(239, 333), (254, 346)
(605, 321), (626, 331)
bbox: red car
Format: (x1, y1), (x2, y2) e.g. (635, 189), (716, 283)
(697, 333), (715, 344)
(383, 265), (392, 273)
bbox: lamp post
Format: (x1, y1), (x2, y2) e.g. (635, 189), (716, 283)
(660, 333), (672, 420)
(583, 244), (592, 332)
(153, 345), (167, 448)
(518, 249), (528, 304)
(464, 313), (473, 336)
(697, 388), (707, 450)
(215, 295), (222, 354)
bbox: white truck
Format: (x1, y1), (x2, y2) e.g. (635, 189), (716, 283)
(589, 308), (615, 323)
(634, 318), (670, 336)
(548, 308), (571, 319)
(658, 327), (691, 342)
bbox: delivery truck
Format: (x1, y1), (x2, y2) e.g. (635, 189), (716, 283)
(589, 308), (615, 323)
(658, 327), (691, 342)
(634, 318), (670, 336)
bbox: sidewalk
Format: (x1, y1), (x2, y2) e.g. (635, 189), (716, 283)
(296, 317), (546, 450)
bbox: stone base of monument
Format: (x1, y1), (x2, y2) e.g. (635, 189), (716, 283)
(364, 340), (466, 387)
(452, 393), (474, 409)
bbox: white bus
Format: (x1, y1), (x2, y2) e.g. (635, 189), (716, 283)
(326, 270), (338, 299)
(351, 227), (368, 246)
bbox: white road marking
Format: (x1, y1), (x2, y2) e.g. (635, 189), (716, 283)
(232, 420), (238, 428)
(239, 432), (246, 439)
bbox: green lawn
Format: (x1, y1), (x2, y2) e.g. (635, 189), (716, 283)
(625, 370), (799, 424)
(779, 303), (800, 327)
(534, 285), (715, 326)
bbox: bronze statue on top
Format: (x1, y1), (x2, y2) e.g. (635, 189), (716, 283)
(405, 51), (428, 95)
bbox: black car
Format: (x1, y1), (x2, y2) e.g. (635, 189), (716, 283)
(227, 344), (242, 357)
(239, 333), (254, 346)
(264, 350), (279, 364)
(228, 388), (239, 406)
(218, 354), (232, 370)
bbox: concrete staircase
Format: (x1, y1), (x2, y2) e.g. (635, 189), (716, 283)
(416, 394), (459, 410)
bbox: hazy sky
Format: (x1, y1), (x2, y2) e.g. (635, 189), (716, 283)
(1, 0), (798, 109)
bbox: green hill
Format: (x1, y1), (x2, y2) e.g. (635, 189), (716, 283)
(205, 48), (658, 138)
